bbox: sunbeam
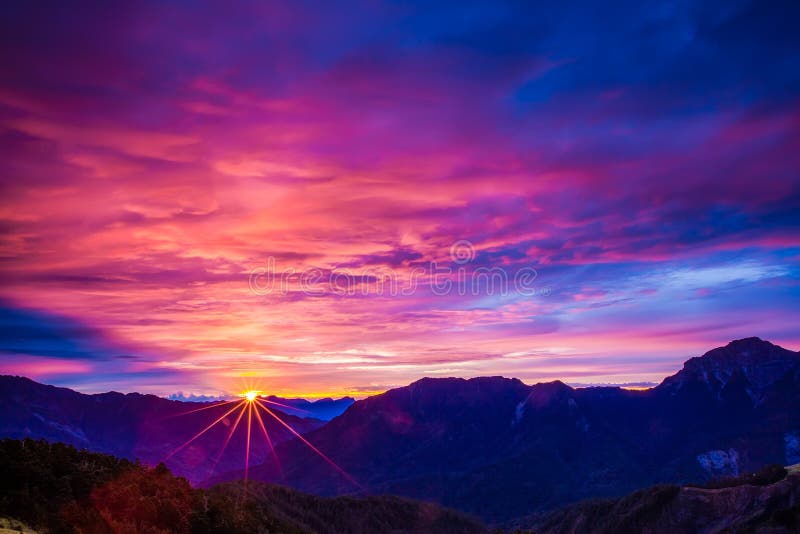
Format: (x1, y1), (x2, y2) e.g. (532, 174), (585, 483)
(206, 401), (248, 477)
(252, 402), (282, 476)
(162, 391), (360, 494)
(260, 398), (312, 415)
(165, 401), (243, 459)
(255, 398), (361, 489)
(244, 401), (253, 483)
(161, 398), (241, 421)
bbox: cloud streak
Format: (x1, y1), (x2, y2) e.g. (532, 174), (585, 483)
(0, 0), (798, 396)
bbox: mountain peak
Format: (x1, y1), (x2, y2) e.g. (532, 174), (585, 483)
(657, 338), (799, 398)
(690, 337), (795, 368)
(519, 380), (574, 410)
(725, 336), (773, 349)
(406, 375), (525, 390)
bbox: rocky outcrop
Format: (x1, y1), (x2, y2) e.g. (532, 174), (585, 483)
(529, 473), (800, 533)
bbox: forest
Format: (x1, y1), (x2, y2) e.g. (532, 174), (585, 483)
(0, 438), (486, 534)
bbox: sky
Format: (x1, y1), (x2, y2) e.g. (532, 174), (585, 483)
(0, 0), (798, 398)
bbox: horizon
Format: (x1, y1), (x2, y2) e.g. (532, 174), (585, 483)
(1, 1), (799, 399)
(3, 335), (795, 400)
(0, 370), (662, 400)
(1, 4), (799, 529)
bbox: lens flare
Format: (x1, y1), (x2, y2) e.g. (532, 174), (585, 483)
(206, 402), (248, 477)
(165, 402), (244, 459)
(163, 388), (359, 493)
(256, 398), (362, 489)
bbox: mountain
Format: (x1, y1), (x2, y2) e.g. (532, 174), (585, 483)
(0, 438), (486, 534)
(167, 393), (354, 420)
(3, 337), (798, 524)
(262, 395), (355, 421)
(0, 376), (325, 483)
(245, 338), (800, 521)
(523, 464), (800, 533)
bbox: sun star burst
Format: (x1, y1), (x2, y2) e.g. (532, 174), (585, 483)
(164, 387), (360, 494)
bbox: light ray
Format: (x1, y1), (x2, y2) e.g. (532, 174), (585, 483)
(162, 398), (241, 420)
(244, 401), (253, 483)
(165, 401), (244, 459)
(259, 398), (312, 415)
(255, 398), (361, 489)
(206, 401), (248, 477)
(252, 403), (283, 476)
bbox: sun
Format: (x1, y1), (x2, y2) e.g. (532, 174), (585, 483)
(164, 385), (361, 492)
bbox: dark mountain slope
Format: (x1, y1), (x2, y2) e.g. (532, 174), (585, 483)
(526, 465), (800, 533)
(247, 338), (800, 521)
(0, 376), (324, 483)
(262, 395), (355, 421)
(0, 438), (486, 534)
(3, 338), (798, 523)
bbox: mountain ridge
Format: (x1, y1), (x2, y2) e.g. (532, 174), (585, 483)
(656, 337), (800, 398)
(241, 337), (800, 521)
(2, 337), (799, 522)
(262, 394), (355, 420)
(523, 466), (800, 533)
(0, 375), (326, 484)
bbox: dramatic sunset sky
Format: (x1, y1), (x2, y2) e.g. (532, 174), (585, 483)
(0, 1), (798, 398)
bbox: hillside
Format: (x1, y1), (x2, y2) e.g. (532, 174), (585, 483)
(245, 338), (800, 521)
(0, 376), (324, 483)
(0, 438), (486, 534)
(524, 465), (800, 533)
(3, 337), (799, 523)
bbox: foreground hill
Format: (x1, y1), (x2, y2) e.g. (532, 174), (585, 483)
(525, 464), (800, 533)
(0, 377), (324, 483)
(0, 438), (486, 534)
(246, 337), (800, 521)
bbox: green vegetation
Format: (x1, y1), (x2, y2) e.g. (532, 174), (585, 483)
(0, 439), (486, 534)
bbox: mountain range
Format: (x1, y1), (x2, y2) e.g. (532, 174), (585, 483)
(165, 393), (354, 421)
(0, 376), (325, 483)
(260, 395), (355, 421)
(242, 337), (800, 521)
(2, 337), (799, 524)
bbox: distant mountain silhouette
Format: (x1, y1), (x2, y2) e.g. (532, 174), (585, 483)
(166, 393), (354, 420)
(0, 376), (324, 483)
(262, 394), (355, 421)
(243, 338), (800, 521)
